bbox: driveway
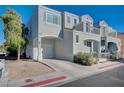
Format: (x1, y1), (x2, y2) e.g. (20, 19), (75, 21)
(43, 59), (93, 77)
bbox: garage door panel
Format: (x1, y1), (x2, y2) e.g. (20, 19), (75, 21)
(42, 39), (55, 59)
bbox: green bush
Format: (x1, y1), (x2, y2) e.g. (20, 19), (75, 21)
(74, 52), (97, 66)
(74, 52), (84, 63)
(109, 53), (117, 60)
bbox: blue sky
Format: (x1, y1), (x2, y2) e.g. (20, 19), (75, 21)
(0, 5), (124, 44)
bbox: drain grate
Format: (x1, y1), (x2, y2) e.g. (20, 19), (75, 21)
(25, 79), (33, 83)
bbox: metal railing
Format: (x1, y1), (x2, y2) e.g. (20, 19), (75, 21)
(108, 32), (117, 38)
(91, 27), (100, 35)
(92, 52), (99, 58)
(101, 52), (123, 59)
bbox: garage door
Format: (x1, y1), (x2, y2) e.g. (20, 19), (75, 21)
(42, 39), (55, 59)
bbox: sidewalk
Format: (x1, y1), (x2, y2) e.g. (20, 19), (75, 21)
(42, 59), (124, 86)
(0, 59), (124, 87)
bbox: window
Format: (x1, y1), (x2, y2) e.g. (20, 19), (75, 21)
(101, 40), (105, 46)
(76, 35), (79, 43)
(74, 19), (77, 24)
(86, 22), (90, 32)
(102, 27), (106, 36)
(84, 41), (91, 47)
(87, 41), (91, 47)
(67, 16), (70, 24)
(46, 12), (60, 25)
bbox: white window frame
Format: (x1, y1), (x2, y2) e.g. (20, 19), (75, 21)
(46, 12), (60, 25)
(86, 21), (91, 32)
(67, 16), (70, 24)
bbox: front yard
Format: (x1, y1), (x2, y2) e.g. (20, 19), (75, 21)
(6, 60), (54, 80)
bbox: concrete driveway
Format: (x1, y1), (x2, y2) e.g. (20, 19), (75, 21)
(43, 59), (92, 76)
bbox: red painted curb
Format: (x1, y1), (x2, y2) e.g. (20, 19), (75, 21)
(99, 63), (120, 69)
(22, 76), (66, 87)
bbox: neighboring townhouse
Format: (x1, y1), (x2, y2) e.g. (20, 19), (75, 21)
(117, 32), (124, 57)
(26, 6), (121, 62)
(98, 21), (121, 58)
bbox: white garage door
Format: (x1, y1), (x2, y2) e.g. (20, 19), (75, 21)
(42, 39), (55, 59)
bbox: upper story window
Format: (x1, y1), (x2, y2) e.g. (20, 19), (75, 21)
(86, 22), (90, 32)
(102, 27), (106, 35)
(46, 12), (60, 25)
(76, 35), (79, 43)
(67, 16), (70, 24)
(74, 19), (77, 25)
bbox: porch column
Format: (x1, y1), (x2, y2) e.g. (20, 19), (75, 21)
(98, 41), (101, 58)
(91, 41), (94, 53)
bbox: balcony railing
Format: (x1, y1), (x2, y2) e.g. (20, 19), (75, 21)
(108, 32), (117, 38)
(101, 29), (117, 38)
(91, 27), (100, 35)
(101, 52), (123, 59)
(74, 24), (100, 35)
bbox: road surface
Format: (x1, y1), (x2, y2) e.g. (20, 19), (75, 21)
(60, 65), (124, 87)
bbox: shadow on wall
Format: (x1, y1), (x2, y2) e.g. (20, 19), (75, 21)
(59, 29), (64, 39)
(0, 69), (2, 78)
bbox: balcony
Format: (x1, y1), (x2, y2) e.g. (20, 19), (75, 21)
(74, 23), (100, 35)
(108, 31), (117, 38)
(91, 27), (100, 35)
(101, 28), (117, 38)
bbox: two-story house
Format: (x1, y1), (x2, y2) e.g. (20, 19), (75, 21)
(26, 6), (121, 62)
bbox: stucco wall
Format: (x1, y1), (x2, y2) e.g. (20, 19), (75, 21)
(80, 15), (94, 32)
(55, 29), (73, 61)
(38, 6), (62, 39)
(63, 12), (79, 29)
(26, 7), (38, 60)
(73, 30), (101, 54)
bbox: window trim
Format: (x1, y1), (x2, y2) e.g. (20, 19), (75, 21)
(67, 16), (71, 24)
(76, 35), (79, 43)
(46, 12), (61, 25)
(86, 21), (91, 32)
(84, 41), (91, 47)
(74, 18), (77, 25)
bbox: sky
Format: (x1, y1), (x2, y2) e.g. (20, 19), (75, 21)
(0, 5), (124, 44)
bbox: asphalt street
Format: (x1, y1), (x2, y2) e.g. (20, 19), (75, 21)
(60, 65), (124, 87)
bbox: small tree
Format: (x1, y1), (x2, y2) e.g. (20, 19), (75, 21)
(21, 23), (29, 57)
(0, 8), (25, 61)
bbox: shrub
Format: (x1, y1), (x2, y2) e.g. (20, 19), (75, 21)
(109, 53), (117, 60)
(74, 52), (97, 66)
(74, 52), (84, 63)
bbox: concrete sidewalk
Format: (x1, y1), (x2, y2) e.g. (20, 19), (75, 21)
(42, 59), (124, 86)
(0, 59), (124, 87)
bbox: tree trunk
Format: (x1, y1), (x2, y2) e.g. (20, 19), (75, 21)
(17, 45), (20, 61)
